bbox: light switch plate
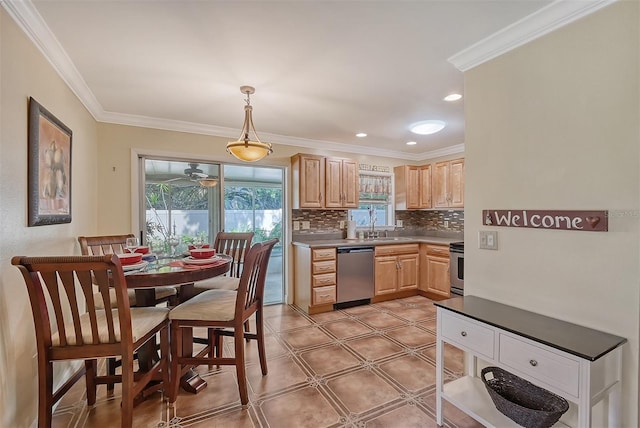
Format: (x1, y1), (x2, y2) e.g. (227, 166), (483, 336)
(396, 220), (403, 227)
(339, 220), (345, 229)
(479, 230), (498, 250)
(301, 221), (310, 230)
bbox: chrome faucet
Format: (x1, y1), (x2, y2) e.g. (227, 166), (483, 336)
(367, 205), (379, 239)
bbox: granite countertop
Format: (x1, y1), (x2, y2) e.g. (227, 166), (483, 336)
(291, 235), (460, 248)
(435, 296), (627, 361)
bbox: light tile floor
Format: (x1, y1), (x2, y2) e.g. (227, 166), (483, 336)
(52, 296), (483, 428)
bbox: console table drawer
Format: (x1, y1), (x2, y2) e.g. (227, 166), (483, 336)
(440, 311), (495, 359)
(499, 333), (580, 397)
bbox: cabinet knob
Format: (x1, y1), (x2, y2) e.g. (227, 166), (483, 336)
(529, 359), (538, 367)
(460, 331), (467, 337)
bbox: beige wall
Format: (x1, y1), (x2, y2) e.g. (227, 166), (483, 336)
(96, 122), (418, 234)
(0, 9), (99, 427)
(464, 2), (639, 425)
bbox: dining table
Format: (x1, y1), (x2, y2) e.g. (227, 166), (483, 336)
(123, 252), (233, 395)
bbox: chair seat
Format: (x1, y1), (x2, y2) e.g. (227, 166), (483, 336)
(194, 276), (240, 292)
(52, 307), (169, 346)
(169, 289), (237, 322)
(94, 286), (177, 309)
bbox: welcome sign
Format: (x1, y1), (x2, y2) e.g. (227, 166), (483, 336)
(482, 210), (608, 232)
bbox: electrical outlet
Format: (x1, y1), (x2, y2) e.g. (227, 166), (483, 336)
(444, 220), (449, 228)
(301, 221), (310, 230)
(339, 220), (345, 229)
(479, 230), (498, 250)
(396, 220), (403, 227)
(293, 221), (300, 231)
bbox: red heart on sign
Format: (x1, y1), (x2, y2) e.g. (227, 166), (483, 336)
(586, 216), (600, 228)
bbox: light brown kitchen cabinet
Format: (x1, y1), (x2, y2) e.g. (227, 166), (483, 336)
(419, 244), (450, 298)
(292, 154), (358, 209)
(374, 244), (419, 296)
(325, 157), (359, 208)
(433, 158), (464, 208)
(293, 246), (337, 314)
(394, 164), (432, 209)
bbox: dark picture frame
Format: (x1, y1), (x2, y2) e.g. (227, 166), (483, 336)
(28, 97), (72, 226)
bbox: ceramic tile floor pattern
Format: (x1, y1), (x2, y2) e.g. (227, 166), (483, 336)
(52, 296), (483, 428)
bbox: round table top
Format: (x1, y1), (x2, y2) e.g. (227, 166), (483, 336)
(123, 254), (232, 288)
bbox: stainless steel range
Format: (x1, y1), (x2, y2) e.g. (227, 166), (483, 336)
(449, 241), (464, 296)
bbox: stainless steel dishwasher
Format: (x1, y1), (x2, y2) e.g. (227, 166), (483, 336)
(336, 246), (374, 307)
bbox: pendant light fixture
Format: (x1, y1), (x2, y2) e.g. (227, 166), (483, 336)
(226, 85), (273, 162)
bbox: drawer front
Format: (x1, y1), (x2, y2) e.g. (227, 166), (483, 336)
(312, 286), (336, 305)
(312, 273), (336, 287)
(312, 260), (336, 274)
(426, 245), (449, 257)
(312, 248), (336, 261)
(440, 311), (495, 359)
(375, 244), (420, 256)
(499, 334), (580, 397)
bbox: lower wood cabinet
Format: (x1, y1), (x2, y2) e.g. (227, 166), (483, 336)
(293, 246), (336, 314)
(420, 244), (450, 298)
(374, 244), (419, 296)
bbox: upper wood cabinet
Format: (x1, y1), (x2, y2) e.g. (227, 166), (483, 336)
(325, 157), (359, 208)
(433, 158), (464, 208)
(394, 164), (432, 210)
(292, 154), (358, 209)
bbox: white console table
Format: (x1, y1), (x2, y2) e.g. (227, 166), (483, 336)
(435, 296), (626, 428)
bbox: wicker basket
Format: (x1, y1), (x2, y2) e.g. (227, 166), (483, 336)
(481, 367), (569, 428)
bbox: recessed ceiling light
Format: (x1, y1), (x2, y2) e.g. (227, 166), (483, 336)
(406, 141), (417, 145)
(410, 120), (446, 135)
(356, 132), (367, 138)
(444, 93), (462, 102)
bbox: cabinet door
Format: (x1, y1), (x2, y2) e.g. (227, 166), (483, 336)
(406, 166), (421, 209)
(324, 157), (343, 208)
(299, 155), (325, 208)
(449, 159), (464, 208)
(419, 164), (432, 208)
(374, 256), (398, 295)
(342, 159), (359, 208)
(397, 253), (419, 290)
(426, 256), (450, 297)
(433, 161), (449, 208)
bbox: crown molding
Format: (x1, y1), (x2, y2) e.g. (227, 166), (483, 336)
(448, 0), (617, 72)
(101, 111), (461, 161)
(2, 0), (104, 118)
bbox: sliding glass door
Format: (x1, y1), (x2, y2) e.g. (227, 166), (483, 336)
(139, 157), (285, 304)
(223, 165), (284, 304)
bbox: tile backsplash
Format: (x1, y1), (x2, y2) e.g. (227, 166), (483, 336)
(292, 209), (463, 235)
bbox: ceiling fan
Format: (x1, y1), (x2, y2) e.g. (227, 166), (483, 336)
(165, 163), (218, 187)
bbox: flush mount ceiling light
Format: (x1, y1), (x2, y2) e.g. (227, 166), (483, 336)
(410, 120), (446, 135)
(444, 93), (462, 101)
(406, 141), (417, 145)
(356, 132), (367, 138)
(226, 85), (273, 162)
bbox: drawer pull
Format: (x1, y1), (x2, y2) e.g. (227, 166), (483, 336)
(529, 359), (538, 367)
(460, 331), (467, 337)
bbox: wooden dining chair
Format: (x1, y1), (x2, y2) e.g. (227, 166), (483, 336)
(12, 254), (170, 428)
(168, 238), (278, 406)
(78, 234), (178, 307)
(193, 231), (254, 293)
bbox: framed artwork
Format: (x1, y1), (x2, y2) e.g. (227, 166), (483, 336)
(28, 97), (72, 226)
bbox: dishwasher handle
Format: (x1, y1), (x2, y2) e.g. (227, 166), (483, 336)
(337, 247), (374, 254)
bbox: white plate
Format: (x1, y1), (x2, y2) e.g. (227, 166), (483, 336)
(122, 261), (148, 271)
(183, 255), (221, 265)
